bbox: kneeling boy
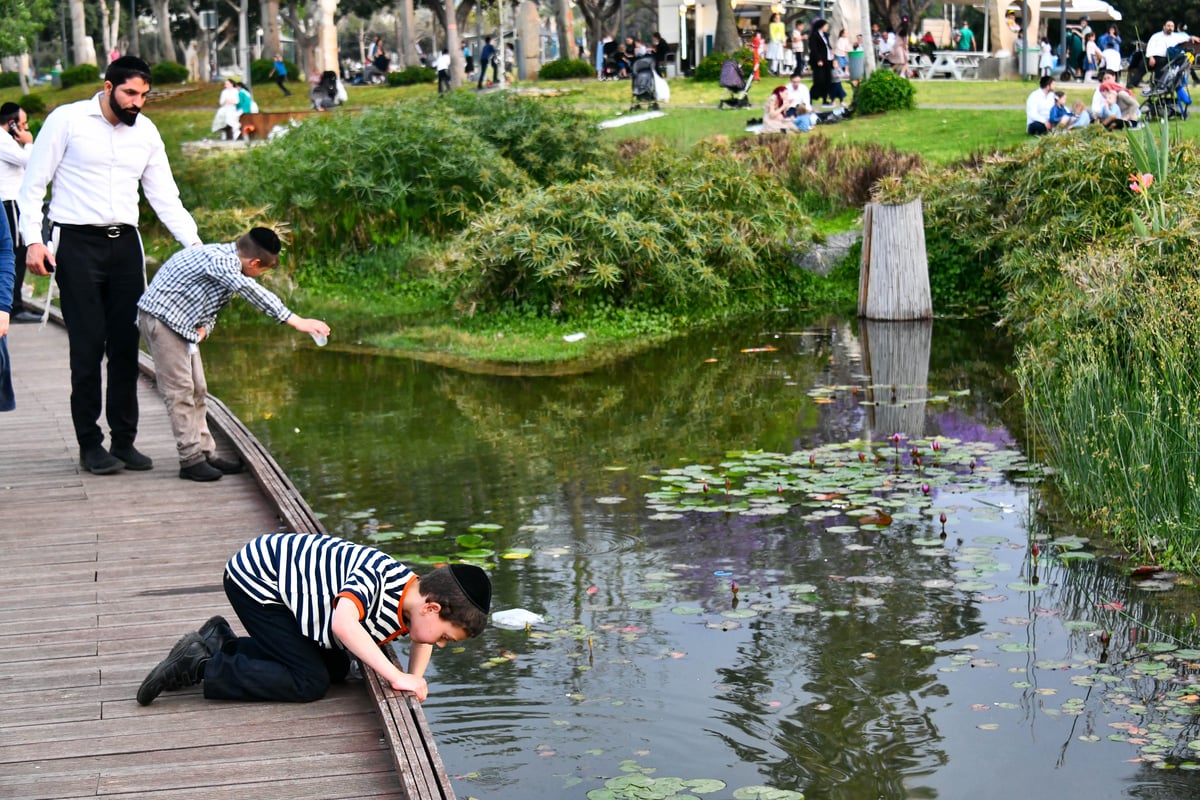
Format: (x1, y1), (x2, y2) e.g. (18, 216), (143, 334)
(137, 532), (491, 704)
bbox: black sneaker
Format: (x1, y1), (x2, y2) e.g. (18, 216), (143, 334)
(110, 445), (153, 471)
(179, 461), (223, 482)
(11, 310), (41, 323)
(80, 446), (124, 475)
(136, 632), (210, 705)
(197, 615), (237, 654)
(206, 456), (244, 475)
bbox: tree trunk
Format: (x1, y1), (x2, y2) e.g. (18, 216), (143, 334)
(261, 0), (282, 58)
(554, 0), (573, 61)
(858, 199), (932, 321)
(69, 0), (94, 66)
(860, 319), (933, 440)
(98, 0), (114, 60)
(314, 0), (338, 73)
(397, 0), (417, 67)
(185, 6), (213, 83)
(714, 0), (740, 54)
(150, 0), (177, 62)
(442, 0), (465, 88)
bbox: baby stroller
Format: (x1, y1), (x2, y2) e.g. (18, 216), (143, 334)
(630, 54), (659, 111)
(717, 59), (752, 109)
(1140, 48), (1195, 121)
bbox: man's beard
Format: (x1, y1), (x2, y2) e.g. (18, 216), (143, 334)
(109, 92), (140, 126)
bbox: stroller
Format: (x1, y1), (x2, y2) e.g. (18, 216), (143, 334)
(630, 54), (660, 111)
(717, 59), (752, 109)
(1139, 48), (1195, 121)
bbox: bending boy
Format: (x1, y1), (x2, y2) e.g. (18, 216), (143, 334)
(136, 228), (330, 481)
(137, 532), (491, 704)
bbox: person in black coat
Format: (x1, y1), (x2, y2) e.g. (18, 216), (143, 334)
(808, 18), (834, 105)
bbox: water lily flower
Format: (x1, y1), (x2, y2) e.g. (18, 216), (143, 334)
(931, 440), (940, 453)
(921, 484), (930, 495)
(891, 432), (902, 445)
(939, 512), (947, 525)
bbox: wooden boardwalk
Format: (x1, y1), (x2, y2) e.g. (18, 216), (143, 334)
(0, 317), (452, 799)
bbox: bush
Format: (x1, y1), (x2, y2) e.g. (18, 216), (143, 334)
(250, 57), (297, 85)
(18, 93), (46, 115)
(386, 66), (436, 86)
(537, 58), (595, 80)
(853, 68), (915, 115)
(150, 60), (190, 85)
(59, 63), (101, 89)
(693, 48), (754, 82)
(0, 72), (20, 88)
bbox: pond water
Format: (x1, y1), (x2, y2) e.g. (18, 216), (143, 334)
(201, 313), (1200, 800)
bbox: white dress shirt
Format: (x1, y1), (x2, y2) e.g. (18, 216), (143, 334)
(17, 92), (199, 247)
(0, 133), (31, 202)
(1146, 30), (1190, 59)
(1026, 88), (1054, 127)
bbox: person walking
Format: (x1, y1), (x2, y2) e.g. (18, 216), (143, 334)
(272, 54), (291, 96)
(477, 36), (497, 89)
(0, 103), (37, 323)
(808, 18), (834, 107)
(18, 56), (202, 476)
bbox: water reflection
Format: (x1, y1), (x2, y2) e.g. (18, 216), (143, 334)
(201, 313), (1200, 800)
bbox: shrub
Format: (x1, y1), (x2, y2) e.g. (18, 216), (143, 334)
(0, 72), (20, 88)
(853, 68), (915, 115)
(693, 48), (754, 82)
(441, 91), (609, 185)
(386, 66), (436, 86)
(250, 57), (297, 85)
(537, 58), (595, 80)
(18, 93), (46, 115)
(59, 63), (101, 89)
(150, 60), (190, 85)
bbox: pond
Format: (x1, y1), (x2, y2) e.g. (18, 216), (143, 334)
(201, 313), (1200, 800)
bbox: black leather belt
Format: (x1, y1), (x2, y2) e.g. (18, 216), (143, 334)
(57, 223), (137, 239)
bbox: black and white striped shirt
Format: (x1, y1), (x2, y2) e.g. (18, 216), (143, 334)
(227, 533), (415, 648)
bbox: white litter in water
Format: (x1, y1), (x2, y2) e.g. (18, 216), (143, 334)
(563, 332), (586, 343)
(491, 608), (545, 629)
(597, 110), (666, 129)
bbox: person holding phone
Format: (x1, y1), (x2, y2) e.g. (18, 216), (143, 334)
(0, 103), (37, 324)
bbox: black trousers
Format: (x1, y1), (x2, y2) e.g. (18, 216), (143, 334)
(274, 72), (290, 95)
(3, 201), (25, 313)
(53, 226), (144, 451)
(203, 573), (351, 702)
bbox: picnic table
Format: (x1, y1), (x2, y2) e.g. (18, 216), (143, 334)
(908, 50), (982, 80)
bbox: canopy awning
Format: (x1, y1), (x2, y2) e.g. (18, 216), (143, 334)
(1005, 0), (1122, 21)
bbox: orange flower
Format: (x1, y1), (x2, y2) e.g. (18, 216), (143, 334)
(1129, 172), (1154, 193)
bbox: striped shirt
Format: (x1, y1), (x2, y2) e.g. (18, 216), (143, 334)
(226, 533), (416, 649)
(137, 242), (292, 342)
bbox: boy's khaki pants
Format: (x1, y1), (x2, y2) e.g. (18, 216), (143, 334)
(137, 313), (216, 467)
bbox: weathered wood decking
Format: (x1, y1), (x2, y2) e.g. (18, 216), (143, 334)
(0, 315), (454, 799)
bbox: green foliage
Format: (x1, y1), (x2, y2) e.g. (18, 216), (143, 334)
(0, 0), (55, 61)
(441, 91), (610, 185)
(209, 101), (530, 257)
(150, 61), (189, 85)
(853, 68), (916, 115)
(693, 48), (753, 82)
(387, 66), (436, 86)
(18, 92), (45, 115)
(454, 143), (817, 316)
(0, 72), (20, 88)
(250, 57), (296, 84)
(58, 63), (100, 89)
(538, 58), (595, 80)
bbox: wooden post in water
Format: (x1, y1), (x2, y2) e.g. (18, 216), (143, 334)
(858, 199), (932, 320)
(860, 319), (933, 440)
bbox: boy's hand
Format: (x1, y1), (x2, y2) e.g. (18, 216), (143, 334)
(390, 673), (428, 701)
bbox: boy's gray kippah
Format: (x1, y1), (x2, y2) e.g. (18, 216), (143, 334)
(248, 227), (282, 255)
(449, 563), (492, 613)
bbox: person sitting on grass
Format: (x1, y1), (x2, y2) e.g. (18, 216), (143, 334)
(136, 228), (330, 482)
(136, 532), (491, 705)
(1096, 89), (1126, 129)
(1026, 75), (1056, 135)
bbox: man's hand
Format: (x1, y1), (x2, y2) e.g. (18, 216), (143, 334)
(26, 243), (55, 277)
(287, 316), (331, 338)
(195, 326), (208, 342)
(0, 310), (9, 339)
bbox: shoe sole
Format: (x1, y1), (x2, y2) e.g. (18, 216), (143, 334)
(179, 469), (222, 482)
(80, 459), (124, 475)
(114, 456), (154, 471)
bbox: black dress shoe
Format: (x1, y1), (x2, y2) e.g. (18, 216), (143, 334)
(80, 446), (124, 475)
(179, 461), (223, 482)
(197, 615), (237, 654)
(206, 456), (244, 475)
(136, 632), (210, 705)
(10, 310), (41, 323)
(110, 445), (153, 471)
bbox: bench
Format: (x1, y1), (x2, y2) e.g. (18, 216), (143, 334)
(239, 109), (321, 140)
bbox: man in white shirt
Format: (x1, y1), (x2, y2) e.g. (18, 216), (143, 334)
(1145, 20), (1200, 77)
(18, 56), (202, 476)
(1026, 75), (1055, 135)
(434, 49), (452, 94)
(782, 74), (812, 116)
(0, 103), (37, 323)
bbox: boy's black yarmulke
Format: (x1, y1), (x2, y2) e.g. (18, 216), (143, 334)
(449, 563), (492, 613)
(249, 226), (282, 255)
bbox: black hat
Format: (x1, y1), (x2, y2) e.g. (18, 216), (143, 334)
(449, 563), (492, 613)
(248, 227), (282, 255)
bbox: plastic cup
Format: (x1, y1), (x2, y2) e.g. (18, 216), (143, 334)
(311, 332), (328, 347)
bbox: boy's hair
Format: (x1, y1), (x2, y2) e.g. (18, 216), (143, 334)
(106, 55), (152, 87)
(236, 227), (282, 266)
(419, 564), (491, 637)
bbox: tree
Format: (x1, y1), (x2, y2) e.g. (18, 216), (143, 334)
(553, 0), (574, 60)
(575, 0), (620, 60)
(261, 0), (282, 57)
(0, 0), (55, 93)
(69, 0), (96, 65)
(148, 0), (178, 62)
(714, 0), (739, 54)
(869, 0), (937, 34)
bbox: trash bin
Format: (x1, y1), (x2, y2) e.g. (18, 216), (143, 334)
(849, 49), (865, 81)
(1017, 47), (1039, 77)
